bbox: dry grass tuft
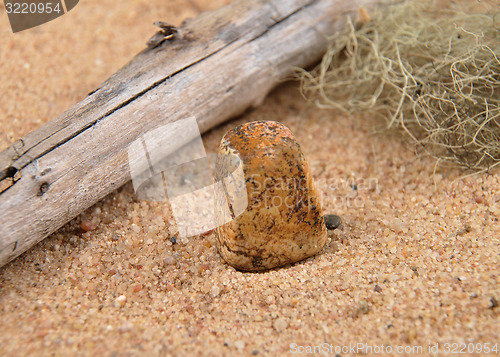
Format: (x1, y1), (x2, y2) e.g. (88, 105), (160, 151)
(299, 1), (500, 171)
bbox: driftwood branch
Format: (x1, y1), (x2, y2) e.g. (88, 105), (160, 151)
(0, 0), (383, 267)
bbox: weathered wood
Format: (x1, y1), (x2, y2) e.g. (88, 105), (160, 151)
(0, 0), (383, 267)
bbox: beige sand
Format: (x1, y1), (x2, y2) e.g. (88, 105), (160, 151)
(0, 0), (498, 356)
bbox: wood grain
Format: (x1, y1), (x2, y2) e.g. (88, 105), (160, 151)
(0, 0), (383, 267)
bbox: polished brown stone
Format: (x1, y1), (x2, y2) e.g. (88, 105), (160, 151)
(215, 121), (327, 271)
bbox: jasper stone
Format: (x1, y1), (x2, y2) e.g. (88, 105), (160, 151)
(214, 121), (327, 271)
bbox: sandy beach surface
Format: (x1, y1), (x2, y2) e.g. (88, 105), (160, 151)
(0, 0), (498, 356)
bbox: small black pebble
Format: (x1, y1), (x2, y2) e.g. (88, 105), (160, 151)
(374, 284), (382, 293)
(324, 214), (342, 230)
(351, 184), (358, 191)
(252, 350), (259, 355)
(387, 323), (394, 328)
(223, 342), (229, 347)
(171, 236), (177, 244)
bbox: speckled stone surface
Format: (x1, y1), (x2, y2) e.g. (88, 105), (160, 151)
(215, 121), (328, 271)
